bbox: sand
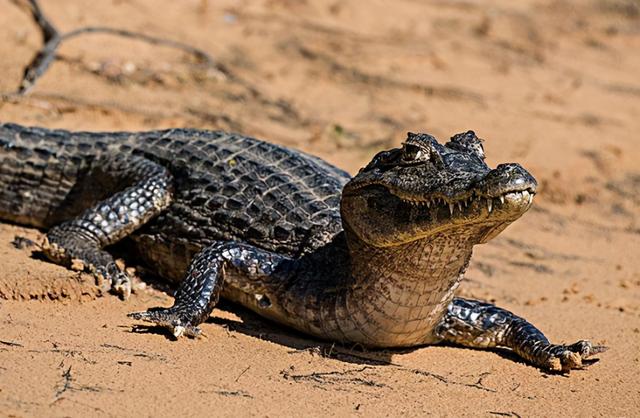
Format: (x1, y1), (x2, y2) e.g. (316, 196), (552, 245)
(0, 0), (639, 416)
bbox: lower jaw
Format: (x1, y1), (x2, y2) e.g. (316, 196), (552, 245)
(478, 222), (511, 243)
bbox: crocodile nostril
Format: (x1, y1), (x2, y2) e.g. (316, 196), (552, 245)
(255, 294), (272, 308)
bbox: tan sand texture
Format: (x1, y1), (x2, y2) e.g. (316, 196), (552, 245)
(0, 0), (639, 416)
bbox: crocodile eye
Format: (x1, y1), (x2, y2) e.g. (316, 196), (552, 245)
(402, 143), (425, 162)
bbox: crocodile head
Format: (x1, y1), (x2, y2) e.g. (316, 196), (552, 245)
(341, 131), (537, 247)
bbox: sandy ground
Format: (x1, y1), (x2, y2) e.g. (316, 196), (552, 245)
(1, 0), (639, 416)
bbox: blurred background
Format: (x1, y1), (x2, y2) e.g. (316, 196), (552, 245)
(0, 0), (638, 416)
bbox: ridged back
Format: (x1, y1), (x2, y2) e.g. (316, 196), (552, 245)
(0, 124), (350, 257)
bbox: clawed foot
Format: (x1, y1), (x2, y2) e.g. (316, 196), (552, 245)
(42, 237), (132, 300)
(92, 264), (132, 300)
(128, 308), (202, 338)
(108, 272), (132, 300)
(544, 340), (608, 372)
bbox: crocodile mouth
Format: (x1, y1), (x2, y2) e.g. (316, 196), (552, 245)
(363, 187), (538, 245)
(401, 188), (536, 218)
(340, 184), (537, 248)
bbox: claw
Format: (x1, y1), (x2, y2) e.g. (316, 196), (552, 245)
(173, 325), (186, 338)
(95, 272), (111, 293)
(559, 351), (583, 371)
(112, 274), (132, 300)
(86, 263), (132, 299)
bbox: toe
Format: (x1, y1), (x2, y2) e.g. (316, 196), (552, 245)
(127, 310), (151, 321)
(128, 308), (170, 322)
(182, 324), (202, 338)
(560, 351), (583, 371)
(112, 274), (132, 300)
(128, 308), (200, 339)
(567, 340), (608, 359)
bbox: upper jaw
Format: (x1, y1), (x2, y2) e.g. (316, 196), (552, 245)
(392, 162), (537, 217)
(341, 158), (538, 246)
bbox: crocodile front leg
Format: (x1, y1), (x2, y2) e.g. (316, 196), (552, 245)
(43, 154), (173, 299)
(128, 241), (287, 338)
(435, 297), (607, 372)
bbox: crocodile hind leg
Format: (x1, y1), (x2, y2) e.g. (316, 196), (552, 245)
(43, 154), (173, 299)
(435, 297), (607, 372)
(129, 241), (287, 338)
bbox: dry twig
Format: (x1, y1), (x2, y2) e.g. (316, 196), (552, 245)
(14, 0), (217, 94)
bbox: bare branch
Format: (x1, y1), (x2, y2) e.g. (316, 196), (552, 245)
(62, 27), (214, 65)
(15, 0), (216, 94)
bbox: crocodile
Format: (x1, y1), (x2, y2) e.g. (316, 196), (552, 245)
(0, 123), (605, 372)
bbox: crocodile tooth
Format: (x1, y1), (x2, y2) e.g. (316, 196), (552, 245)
(458, 202), (463, 212)
(426, 200), (431, 208)
(528, 193), (533, 205)
(487, 198), (493, 213)
(449, 203), (454, 215)
(499, 195), (505, 204)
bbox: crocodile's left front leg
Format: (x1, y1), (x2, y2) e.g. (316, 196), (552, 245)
(43, 154), (173, 299)
(435, 297), (607, 372)
(129, 241), (287, 338)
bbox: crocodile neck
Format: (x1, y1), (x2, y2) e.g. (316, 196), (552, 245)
(329, 227), (476, 347)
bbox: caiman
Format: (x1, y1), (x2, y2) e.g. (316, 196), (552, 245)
(0, 123), (606, 372)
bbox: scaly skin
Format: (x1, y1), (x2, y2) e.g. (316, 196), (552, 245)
(0, 124), (606, 372)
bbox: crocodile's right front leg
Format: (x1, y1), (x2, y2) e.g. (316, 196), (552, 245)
(128, 241), (287, 338)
